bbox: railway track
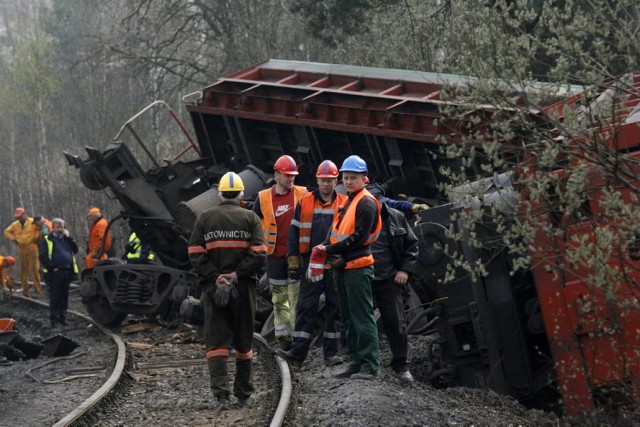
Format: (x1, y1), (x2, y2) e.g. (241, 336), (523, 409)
(0, 290), (291, 426)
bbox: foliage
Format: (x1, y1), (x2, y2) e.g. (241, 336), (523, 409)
(432, 1), (640, 410)
(287, 0), (402, 47)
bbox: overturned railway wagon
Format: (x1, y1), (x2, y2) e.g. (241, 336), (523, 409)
(66, 60), (640, 415)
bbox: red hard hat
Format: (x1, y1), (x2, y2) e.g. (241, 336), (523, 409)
(316, 160), (339, 178)
(5, 256), (15, 267)
(274, 155), (299, 175)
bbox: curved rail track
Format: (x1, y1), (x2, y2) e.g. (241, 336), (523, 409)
(0, 291), (291, 426)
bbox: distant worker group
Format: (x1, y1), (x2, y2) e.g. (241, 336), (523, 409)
(2, 205), (115, 327)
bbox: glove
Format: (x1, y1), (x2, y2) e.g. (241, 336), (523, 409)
(213, 277), (238, 307)
(287, 256), (301, 281)
(306, 247), (327, 283)
(411, 204), (429, 213)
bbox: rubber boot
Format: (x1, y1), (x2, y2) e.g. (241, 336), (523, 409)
(207, 356), (230, 398)
(233, 358), (254, 400)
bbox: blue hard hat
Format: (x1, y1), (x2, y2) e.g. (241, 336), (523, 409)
(339, 155), (368, 173)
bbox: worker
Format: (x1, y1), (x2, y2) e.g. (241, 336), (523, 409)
(38, 218), (79, 327)
(276, 160), (346, 367)
(315, 155), (382, 380)
(370, 201), (419, 383)
(33, 215), (54, 240)
(365, 182), (429, 215)
(4, 207), (42, 297)
(0, 256), (16, 293)
(252, 155), (307, 351)
(85, 207), (111, 269)
(124, 232), (155, 264)
(188, 172), (267, 409)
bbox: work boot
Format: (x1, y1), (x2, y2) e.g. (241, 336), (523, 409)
(275, 348), (303, 368)
(277, 337), (292, 352)
(324, 355), (344, 367)
(334, 365), (360, 379)
(236, 397), (251, 408)
(217, 395), (230, 410)
(397, 370), (414, 384)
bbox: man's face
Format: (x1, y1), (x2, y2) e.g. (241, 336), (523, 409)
(35, 219), (43, 227)
(274, 170), (295, 191)
(341, 172), (365, 194)
(53, 222), (64, 234)
(87, 214), (99, 226)
(317, 177), (337, 197)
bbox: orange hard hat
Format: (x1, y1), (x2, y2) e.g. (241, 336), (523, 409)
(87, 207), (101, 217)
(274, 155), (299, 175)
(316, 160), (339, 178)
(5, 256), (15, 267)
(13, 207), (25, 217)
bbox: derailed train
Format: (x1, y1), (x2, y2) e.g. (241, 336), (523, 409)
(65, 60), (640, 415)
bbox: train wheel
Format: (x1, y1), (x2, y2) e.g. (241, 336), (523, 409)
(85, 296), (128, 327)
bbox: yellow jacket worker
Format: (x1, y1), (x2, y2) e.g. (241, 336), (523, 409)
(4, 208), (42, 297)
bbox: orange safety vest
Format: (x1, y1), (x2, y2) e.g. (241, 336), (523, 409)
(298, 192), (347, 254)
(259, 185), (307, 255)
(43, 219), (53, 235)
(329, 188), (381, 269)
(0, 257), (8, 288)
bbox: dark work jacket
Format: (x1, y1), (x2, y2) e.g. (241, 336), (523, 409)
(38, 233), (79, 272)
(380, 203), (419, 274)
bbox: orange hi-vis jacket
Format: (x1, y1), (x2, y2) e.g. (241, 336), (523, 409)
(329, 188), (381, 269)
(0, 256), (14, 290)
(258, 185), (307, 255)
(39, 219), (54, 238)
(86, 217), (111, 269)
(296, 192), (347, 255)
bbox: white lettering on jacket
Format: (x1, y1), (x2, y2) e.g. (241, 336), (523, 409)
(204, 230), (251, 240)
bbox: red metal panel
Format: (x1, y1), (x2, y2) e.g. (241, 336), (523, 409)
(528, 150), (640, 414)
(190, 60), (459, 144)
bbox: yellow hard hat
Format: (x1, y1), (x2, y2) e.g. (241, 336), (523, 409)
(218, 172), (244, 192)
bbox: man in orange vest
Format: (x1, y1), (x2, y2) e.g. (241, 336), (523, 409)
(85, 207), (111, 269)
(0, 256), (16, 293)
(4, 207), (42, 296)
(33, 216), (54, 240)
(315, 155), (382, 380)
(252, 155), (307, 350)
(276, 160), (346, 367)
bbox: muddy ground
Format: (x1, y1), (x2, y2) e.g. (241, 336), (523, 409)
(282, 333), (640, 427)
(2, 288), (638, 426)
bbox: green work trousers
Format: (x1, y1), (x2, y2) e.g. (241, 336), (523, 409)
(203, 278), (256, 399)
(333, 265), (379, 374)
